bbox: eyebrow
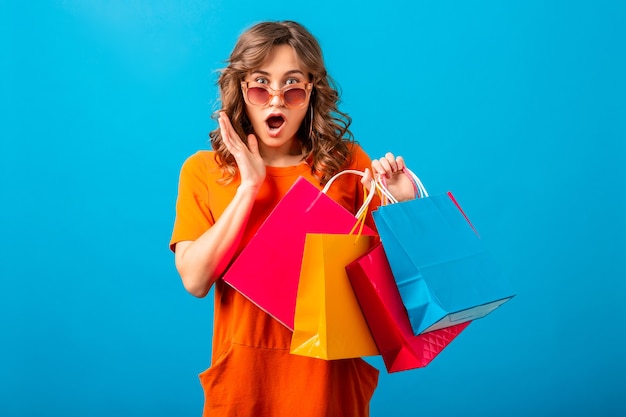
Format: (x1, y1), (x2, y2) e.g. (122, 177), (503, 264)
(250, 69), (306, 77)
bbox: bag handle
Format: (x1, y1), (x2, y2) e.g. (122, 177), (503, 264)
(322, 169), (377, 220)
(321, 169), (385, 240)
(377, 167), (428, 205)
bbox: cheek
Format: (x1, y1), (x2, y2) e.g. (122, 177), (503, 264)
(289, 107), (309, 127)
(244, 105), (264, 126)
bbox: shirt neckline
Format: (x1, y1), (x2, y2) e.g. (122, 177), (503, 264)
(265, 162), (311, 177)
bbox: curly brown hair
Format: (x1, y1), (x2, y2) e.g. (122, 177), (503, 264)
(209, 20), (355, 185)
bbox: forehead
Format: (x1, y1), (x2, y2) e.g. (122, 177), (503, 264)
(254, 44), (306, 75)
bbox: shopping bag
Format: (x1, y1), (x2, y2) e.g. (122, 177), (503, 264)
(290, 233), (379, 360)
(373, 170), (514, 335)
(346, 242), (470, 372)
(223, 171), (376, 330)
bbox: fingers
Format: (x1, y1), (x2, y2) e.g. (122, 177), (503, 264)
(395, 155), (406, 171)
(246, 133), (259, 156)
(372, 152), (406, 178)
(361, 168), (373, 191)
(218, 112), (235, 151)
(219, 112), (246, 154)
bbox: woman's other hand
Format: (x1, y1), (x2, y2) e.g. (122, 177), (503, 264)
(362, 152), (416, 202)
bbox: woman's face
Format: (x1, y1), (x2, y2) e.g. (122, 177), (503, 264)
(242, 44), (311, 163)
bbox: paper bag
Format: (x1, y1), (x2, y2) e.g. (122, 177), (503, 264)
(290, 233), (379, 360)
(347, 242), (470, 372)
(373, 172), (514, 335)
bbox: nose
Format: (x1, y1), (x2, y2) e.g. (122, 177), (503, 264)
(268, 92), (283, 107)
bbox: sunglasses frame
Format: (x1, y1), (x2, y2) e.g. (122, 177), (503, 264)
(240, 81), (313, 108)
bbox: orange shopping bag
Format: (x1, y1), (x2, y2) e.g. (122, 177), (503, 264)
(290, 232), (379, 360)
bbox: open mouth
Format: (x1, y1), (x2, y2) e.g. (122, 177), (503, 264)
(266, 115), (285, 131)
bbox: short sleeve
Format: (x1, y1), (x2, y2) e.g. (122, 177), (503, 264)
(169, 152), (216, 252)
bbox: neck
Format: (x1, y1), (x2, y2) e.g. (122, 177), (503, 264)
(259, 142), (304, 167)
(262, 152), (304, 167)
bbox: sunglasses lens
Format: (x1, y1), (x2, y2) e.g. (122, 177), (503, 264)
(245, 84), (308, 107)
(247, 87), (270, 105)
(284, 88), (306, 107)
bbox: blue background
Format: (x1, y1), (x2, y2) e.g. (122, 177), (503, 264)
(2, 1), (625, 416)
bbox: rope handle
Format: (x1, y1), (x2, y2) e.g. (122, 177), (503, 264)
(376, 167), (428, 205)
(322, 169), (386, 240)
(322, 169), (377, 220)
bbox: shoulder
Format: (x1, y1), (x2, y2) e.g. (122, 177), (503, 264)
(346, 142), (372, 170)
(181, 150), (217, 169)
(179, 150), (222, 177)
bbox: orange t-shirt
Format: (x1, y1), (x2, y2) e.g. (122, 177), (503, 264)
(170, 144), (380, 417)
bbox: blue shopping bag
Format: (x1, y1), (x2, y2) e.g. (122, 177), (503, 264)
(372, 171), (514, 335)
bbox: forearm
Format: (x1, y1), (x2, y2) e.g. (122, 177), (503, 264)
(175, 184), (259, 297)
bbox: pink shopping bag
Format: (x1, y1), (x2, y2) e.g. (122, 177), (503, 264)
(224, 173), (376, 330)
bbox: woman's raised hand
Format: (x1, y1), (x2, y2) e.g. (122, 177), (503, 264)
(219, 112), (266, 192)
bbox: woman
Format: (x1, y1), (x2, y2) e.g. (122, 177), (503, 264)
(170, 20), (415, 417)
